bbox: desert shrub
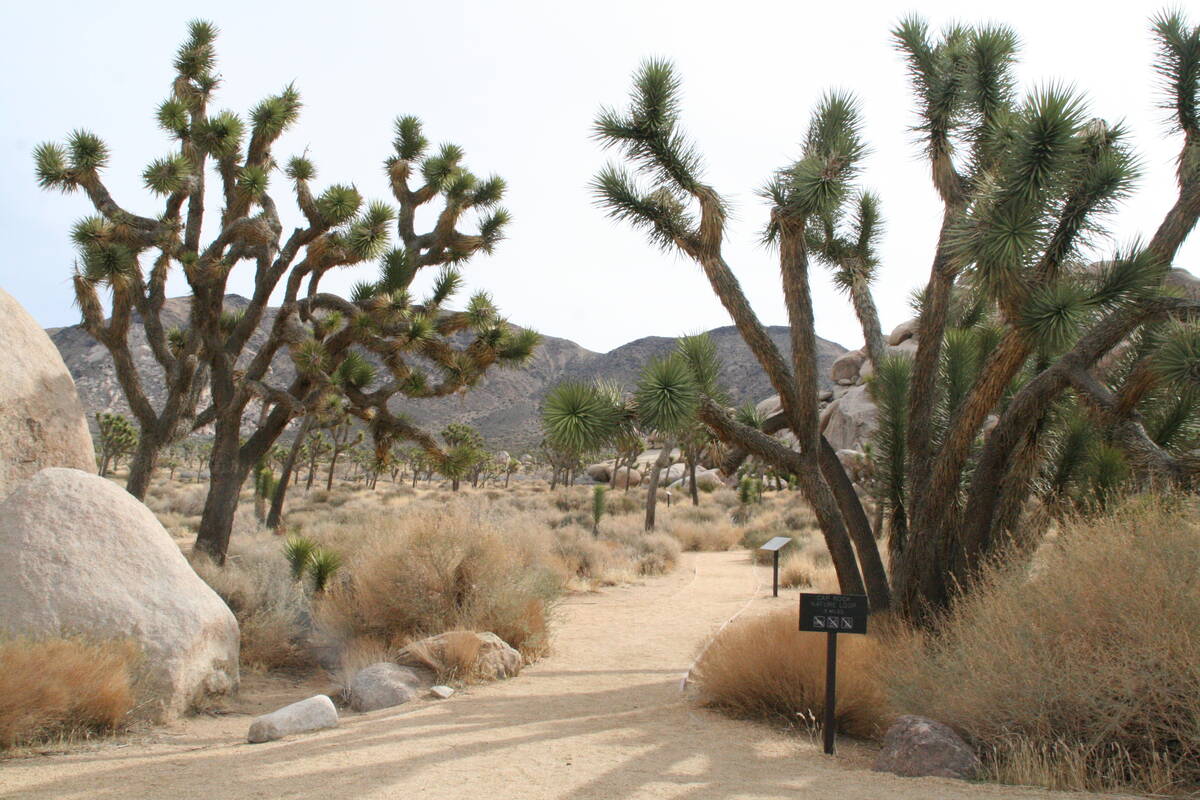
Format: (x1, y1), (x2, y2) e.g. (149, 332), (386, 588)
(664, 517), (743, 551)
(556, 511), (593, 529)
(553, 527), (614, 580)
(0, 637), (137, 748)
(605, 493), (639, 515)
(318, 503), (562, 659)
(192, 546), (314, 672)
(709, 488), (739, 508)
(886, 496), (1200, 794)
(400, 630), (485, 683)
(631, 532), (681, 575)
(693, 609), (888, 738)
(778, 554), (814, 588)
(741, 525), (798, 563)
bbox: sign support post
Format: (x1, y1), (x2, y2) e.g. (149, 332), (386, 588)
(823, 629), (837, 755)
(758, 536), (792, 598)
(798, 592), (868, 757)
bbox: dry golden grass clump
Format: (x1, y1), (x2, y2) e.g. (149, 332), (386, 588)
(0, 638), (138, 749)
(316, 502), (562, 660)
(886, 495), (1200, 794)
(692, 609), (890, 739)
(191, 545), (314, 673)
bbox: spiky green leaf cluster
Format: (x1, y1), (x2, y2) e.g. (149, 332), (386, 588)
(634, 354), (698, 434)
(592, 59), (705, 251)
(196, 111), (245, 159)
(392, 115), (428, 161)
(317, 184), (362, 225)
(542, 381), (622, 455)
(767, 92), (868, 226)
(332, 351), (376, 390)
(142, 154), (193, 196)
(250, 84), (301, 141)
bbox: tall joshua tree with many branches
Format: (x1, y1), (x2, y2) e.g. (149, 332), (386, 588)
(36, 21), (537, 562)
(595, 10), (1200, 623)
(593, 66), (890, 610)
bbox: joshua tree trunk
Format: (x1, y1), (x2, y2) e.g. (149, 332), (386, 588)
(644, 437), (675, 531)
(266, 415), (311, 530)
(125, 430), (161, 498)
(193, 426), (247, 564)
(687, 458), (699, 505)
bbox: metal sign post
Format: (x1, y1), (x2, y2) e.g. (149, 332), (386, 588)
(758, 536), (792, 597)
(798, 593), (869, 755)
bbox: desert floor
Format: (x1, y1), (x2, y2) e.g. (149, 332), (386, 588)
(0, 551), (1133, 800)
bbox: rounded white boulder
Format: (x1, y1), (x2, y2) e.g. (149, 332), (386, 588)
(0, 468), (240, 721)
(0, 288), (95, 500)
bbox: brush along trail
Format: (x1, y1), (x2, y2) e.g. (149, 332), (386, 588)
(0, 552), (1121, 800)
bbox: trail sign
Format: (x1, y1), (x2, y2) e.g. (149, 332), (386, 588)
(798, 593), (869, 756)
(759, 536), (792, 597)
(799, 593), (868, 635)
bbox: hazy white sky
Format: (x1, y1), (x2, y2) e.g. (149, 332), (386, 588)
(2, 0), (1194, 353)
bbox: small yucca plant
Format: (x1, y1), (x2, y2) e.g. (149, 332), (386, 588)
(283, 535), (317, 580)
(591, 485), (607, 536)
(307, 547), (343, 594)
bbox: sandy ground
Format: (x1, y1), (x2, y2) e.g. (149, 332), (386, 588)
(0, 551), (1129, 800)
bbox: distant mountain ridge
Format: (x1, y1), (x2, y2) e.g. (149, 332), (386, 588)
(47, 295), (847, 451)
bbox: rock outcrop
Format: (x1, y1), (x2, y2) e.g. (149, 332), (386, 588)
(821, 385), (879, 452)
(0, 289), (95, 500)
(585, 463), (612, 483)
(873, 715), (981, 780)
(613, 466), (642, 489)
(400, 631), (522, 681)
(0, 468), (239, 721)
(349, 662), (434, 712)
(248, 695), (338, 743)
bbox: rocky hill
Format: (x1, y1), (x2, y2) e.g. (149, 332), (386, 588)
(48, 295), (846, 451)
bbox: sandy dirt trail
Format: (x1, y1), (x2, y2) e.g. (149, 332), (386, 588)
(1, 551), (1123, 800)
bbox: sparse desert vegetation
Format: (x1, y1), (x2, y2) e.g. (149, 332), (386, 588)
(5, 3), (1200, 799)
(0, 638), (138, 749)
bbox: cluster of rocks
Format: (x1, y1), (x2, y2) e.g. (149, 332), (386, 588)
(247, 630), (521, 743)
(0, 289), (240, 722)
(585, 454), (728, 493)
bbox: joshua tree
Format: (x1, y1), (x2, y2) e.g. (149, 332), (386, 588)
(439, 422), (485, 491)
(265, 414), (312, 529)
(37, 21), (537, 563)
(594, 11), (1200, 622)
(94, 411), (139, 477)
(541, 333), (722, 530)
(593, 64), (888, 607)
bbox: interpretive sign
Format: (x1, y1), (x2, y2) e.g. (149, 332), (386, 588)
(759, 536), (792, 597)
(799, 592), (868, 635)
(798, 592), (869, 756)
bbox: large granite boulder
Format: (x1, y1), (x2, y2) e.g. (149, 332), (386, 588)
(887, 318), (919, 346)
(400, 631), (522, 681)
(0, 289), (95, 500)
(830, 350), (866, 383)
(585, 462), (612, 483)
(248, 695), (338, 743)
(613, 466), (642, 489)
(821, 384), (879, 451)
(349, 662), (434, 712)
(0, 468), (239, 721)
(873, 715), (981, 780)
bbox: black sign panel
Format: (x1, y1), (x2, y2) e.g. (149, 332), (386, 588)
(799, 593), (868, 635)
